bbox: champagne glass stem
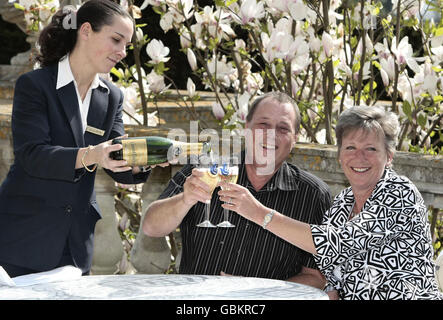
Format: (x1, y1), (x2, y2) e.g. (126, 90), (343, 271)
(223, 208), (229, 221)
(206, 201), (211, 221)
(217, 185), (235, 228)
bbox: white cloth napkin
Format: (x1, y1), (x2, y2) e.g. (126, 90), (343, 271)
(0, 265), (82, 287)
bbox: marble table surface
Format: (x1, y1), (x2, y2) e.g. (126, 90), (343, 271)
(0, 274), (329, 300)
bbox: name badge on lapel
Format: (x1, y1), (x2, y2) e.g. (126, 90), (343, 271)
(85, 125), (105, 136)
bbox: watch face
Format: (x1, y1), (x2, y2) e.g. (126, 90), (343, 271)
(263, 211), (274, 229)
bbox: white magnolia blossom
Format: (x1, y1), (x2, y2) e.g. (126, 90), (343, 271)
(194, 6), (235, 41)
(186, 77), (196, 98)
(19, 0), (60, 28)
(288, 1), (309, 21)
(172, 0), (194, 20)
(397, 74), (418, 104)
(261, 17), (308, 63)
(376, 46), (395, 88)
(244, 72), (264, 95)
(391, 36), (420, 73)
(309, 35), (321, 53)
(19, 0), (37, 10)
(146, 111), (160, 127)
(290, 36), (310, 72)
(187, 49), (197, 71)
(322, 31), (334, 58)
(160, 0), (194, 32)
(266, 0), (312, 20)
(414, 59), (439, 96)
(233, 39), (246, 62)
(159, 11), (174, 32)
(274, 17), (292, 34)
(211, 102), (225, 120)
(146, 39), (170, 64)
(353, 61), (371, 81)
(355, 33), (374, 58)
(391, 0), (420, 20)
(380, 68), (390, 87)
(179, 27), (192, 49)
(237, 0), (265, 25)
(121, 83), (139, 117)
(430, 35), (443, 62)
(119, 83), (158, 126)
(135, 27), (144, 43)
(146, 70), (167, 93)
(374, 38), (391, 60)
(236, 92), (250, 122)
(139, 0), (150, 10)
(207, 55), (237, 88)
(268, 30), (295, 61)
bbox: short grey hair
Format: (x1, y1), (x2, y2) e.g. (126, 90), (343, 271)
(246, 92), (301, 135)
(335, 105), (400, 156)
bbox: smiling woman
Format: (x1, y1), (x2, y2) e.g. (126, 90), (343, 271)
(335, 107), (398, 213)
(37, 0), (132, 69)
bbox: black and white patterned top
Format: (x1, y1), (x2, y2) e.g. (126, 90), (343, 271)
(158, 151), (332, 280)
(311, 169), (443, 300)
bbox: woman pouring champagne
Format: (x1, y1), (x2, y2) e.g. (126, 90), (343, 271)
(0, 0), (155, 277)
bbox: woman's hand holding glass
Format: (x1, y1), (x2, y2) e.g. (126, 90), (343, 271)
(218, 182), (265, 225)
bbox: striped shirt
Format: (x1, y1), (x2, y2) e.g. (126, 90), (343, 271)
(158, 151), (332, 280)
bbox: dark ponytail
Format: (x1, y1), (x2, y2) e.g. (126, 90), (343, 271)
(36, 0), (132, 67)
(36, 8), (77, 67)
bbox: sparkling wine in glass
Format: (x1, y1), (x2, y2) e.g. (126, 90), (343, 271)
(217, 157), (239, 228)
(196, 162), (219, 228)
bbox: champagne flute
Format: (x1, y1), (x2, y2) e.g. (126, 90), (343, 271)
(196, 161), (219, 228)
(216, 156), (239, 228)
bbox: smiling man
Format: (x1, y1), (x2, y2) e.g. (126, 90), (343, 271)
(142, 92), (331, 288)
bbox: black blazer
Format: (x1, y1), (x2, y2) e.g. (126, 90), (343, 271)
(0, 64), (149, 273)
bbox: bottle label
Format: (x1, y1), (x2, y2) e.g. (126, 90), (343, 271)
(173, 142), (203, 156)
(121, 139), (148, 166)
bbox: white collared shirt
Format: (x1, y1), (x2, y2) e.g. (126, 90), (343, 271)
(56, 55), (109, 133)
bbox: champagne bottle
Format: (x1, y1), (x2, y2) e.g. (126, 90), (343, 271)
(109, 136), (211, 166)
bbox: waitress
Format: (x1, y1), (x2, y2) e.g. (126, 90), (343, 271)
(0, 0), (152, 277)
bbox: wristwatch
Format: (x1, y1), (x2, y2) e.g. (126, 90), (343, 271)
(262, 210), (275, 229)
